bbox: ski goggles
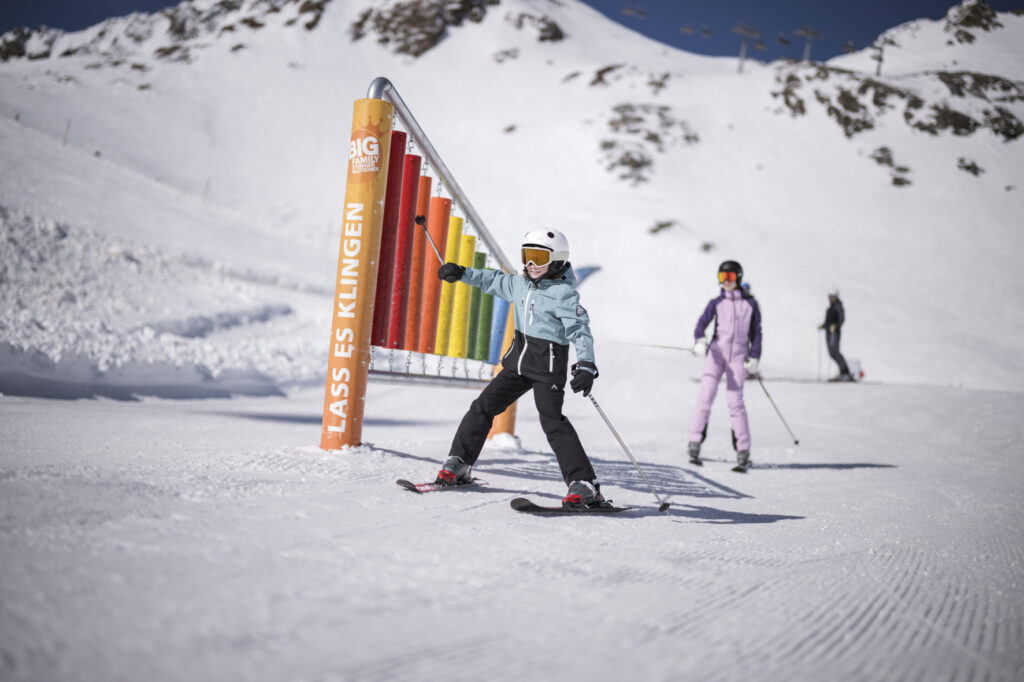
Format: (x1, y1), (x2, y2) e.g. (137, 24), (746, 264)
(522, 247), (553, 267)
(718, 271), (738, 283)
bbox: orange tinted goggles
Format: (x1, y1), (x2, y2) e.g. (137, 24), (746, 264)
(718, 271), (738, 283)
(522, 247), (553, 267)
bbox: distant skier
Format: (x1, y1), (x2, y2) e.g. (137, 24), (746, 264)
(432, 228), (607, 508)
(687, 260), (762, 472)
(819, 289), (853, 381)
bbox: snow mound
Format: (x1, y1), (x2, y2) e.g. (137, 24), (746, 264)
(0, 206), (321, 399)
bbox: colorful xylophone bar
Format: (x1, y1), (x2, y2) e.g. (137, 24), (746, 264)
(368, 133), (512, 369)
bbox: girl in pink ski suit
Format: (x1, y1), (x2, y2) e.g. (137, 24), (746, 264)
(687, 260), (762, 468)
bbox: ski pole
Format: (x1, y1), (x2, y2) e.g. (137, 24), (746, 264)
(611, 341), (695, 354)
(416, 215), (445, 265)
(817, 329), (823, 382)
(646, 342), (695, 354)
(755, 375), (800, 445)
(588, 394), (670, 513)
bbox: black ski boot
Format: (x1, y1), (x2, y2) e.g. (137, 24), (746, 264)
(688, 441), (702, 466)
(562, 480), (605, 508)
(436, 455), (472, 486)
(732, 450), (751, 473)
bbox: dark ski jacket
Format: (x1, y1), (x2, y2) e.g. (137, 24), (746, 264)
(824, 299), (845, 332)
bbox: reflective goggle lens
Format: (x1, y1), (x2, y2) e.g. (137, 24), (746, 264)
(522, 247), (552, 267)
(718, 271), (738, 283)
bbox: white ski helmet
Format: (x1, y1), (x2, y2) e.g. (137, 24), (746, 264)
(521, 228), (569, 263)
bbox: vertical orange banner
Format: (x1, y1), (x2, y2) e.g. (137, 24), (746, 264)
(321, 98), (394, 450)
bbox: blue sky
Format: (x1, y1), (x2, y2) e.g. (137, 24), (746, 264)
(1, 0), (1018, 62)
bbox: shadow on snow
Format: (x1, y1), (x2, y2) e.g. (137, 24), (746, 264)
(379, 446), (808, 522)
(667, 504), (804, 524)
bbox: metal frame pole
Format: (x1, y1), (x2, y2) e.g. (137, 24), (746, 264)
(367, 77), (514, 274)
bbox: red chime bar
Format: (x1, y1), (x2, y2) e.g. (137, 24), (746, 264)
(370, 130), (407, 346)
(385, 154), (422, 348)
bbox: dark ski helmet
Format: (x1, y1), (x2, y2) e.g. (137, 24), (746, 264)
(718, 260), (743, 285)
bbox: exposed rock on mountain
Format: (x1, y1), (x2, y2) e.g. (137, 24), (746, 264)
(349, 0), (563, 57)
(772, 63), (1023, 142)
(944, 0), (1003, 44)
(601, 103), (699, 185)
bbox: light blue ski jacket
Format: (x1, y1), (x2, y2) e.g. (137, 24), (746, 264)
(461, 265), (596, 381)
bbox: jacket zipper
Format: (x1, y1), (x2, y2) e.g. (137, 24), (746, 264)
(727, 295), (737, 362)
(517, 290), (535, 374)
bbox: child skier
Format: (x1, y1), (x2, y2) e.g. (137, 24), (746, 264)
(687, 260), (762, 471)
(433, 228), (605, 508)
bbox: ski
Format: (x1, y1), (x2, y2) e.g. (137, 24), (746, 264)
(396, 478), (484, 494)
(510, 497), (631, 515)
(731, 464), (748, 473)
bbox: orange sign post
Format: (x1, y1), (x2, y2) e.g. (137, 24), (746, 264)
(321, 98), (394, 450)
(487, 307), (518, 439)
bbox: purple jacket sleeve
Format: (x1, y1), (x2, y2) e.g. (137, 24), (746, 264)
(747, 297), (762, 359)
(694, 297), (719, 341)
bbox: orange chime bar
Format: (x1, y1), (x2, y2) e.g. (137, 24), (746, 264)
(402, 175), (433, 350)
(417, 197), (451, 354)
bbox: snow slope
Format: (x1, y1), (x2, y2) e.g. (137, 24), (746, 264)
(2, 0), (1023, 680)
(3, 379), (1023, 681)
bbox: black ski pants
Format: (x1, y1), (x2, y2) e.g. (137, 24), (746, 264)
(448, 369), (596, 485)
(826, 329), (850, 375)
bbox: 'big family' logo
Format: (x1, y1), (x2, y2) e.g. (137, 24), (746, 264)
(349, 123), (383, 175)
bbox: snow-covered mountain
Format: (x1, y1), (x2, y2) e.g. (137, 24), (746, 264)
(1, 0), (1023, 397)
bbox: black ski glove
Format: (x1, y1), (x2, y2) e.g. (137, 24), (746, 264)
(438, 262), (465, 283)
(570, 362), (598, 397)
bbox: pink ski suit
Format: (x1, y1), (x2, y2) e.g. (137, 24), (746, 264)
(688, 288), (762, 451)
